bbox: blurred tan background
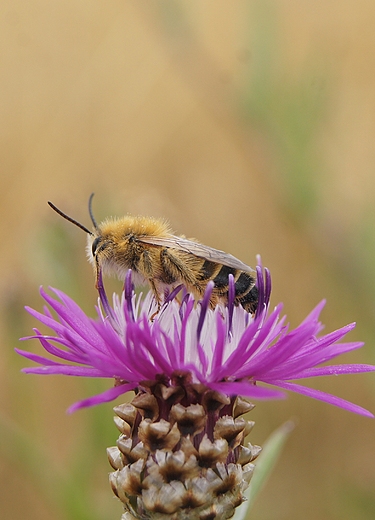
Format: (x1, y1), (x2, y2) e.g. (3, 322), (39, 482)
(1, 1), (375, 519)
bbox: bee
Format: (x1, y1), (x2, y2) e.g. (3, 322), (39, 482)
(48, 195), (258, 313)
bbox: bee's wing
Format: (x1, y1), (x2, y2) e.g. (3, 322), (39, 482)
(139, 235), (255, 272)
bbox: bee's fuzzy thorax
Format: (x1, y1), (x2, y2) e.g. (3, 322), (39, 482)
(98, 215), (172, 238)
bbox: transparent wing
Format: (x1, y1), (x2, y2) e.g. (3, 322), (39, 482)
(139, 235), (254, 272)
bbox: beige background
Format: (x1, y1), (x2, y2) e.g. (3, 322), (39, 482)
(1, 2), (375, 519)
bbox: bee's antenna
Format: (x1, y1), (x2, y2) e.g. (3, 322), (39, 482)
(48, 201), (93, 235)
(88, 193), (100, 232)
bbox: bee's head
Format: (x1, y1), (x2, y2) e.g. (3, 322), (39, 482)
(86, 232), (111, 265)
(91, 235), (102, 257)
(86, 219), (125, 276)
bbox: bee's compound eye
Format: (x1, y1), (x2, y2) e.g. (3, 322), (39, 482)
(91, 237), (101, 256)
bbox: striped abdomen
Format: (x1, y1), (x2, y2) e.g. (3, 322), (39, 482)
(199, 260), (258, 313)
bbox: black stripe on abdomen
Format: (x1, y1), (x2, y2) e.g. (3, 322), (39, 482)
(234, 272), (253, 296)
(237, 285), (258, 313)
(200, 260), (219, 281)
(212, 265), (237, 289)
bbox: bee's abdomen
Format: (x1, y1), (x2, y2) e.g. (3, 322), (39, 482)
(212, 265), (237, 290)
(232, 270), (258, 313)
(202, 261), (258, 313)
(236, 283), (258, 313)
(200, 259), (218, 281)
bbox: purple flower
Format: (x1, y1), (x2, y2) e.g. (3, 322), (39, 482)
(17, 261), (375, 518)
(17, 263), (374, 417)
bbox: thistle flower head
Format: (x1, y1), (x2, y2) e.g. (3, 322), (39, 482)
(17, 262), (375, 519)
(18, 263), (374, 417)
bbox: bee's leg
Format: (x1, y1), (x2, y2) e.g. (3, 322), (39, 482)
(159, 248), (205, 303)
(138, 250), (162, 314)
(149, 279), (162, 307)
(159, 249), (182, 283)
(160, 248), (200, 286)
(148, 282), (162, 321)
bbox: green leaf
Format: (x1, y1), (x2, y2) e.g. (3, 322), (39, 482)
(234, 420), (295, 520)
